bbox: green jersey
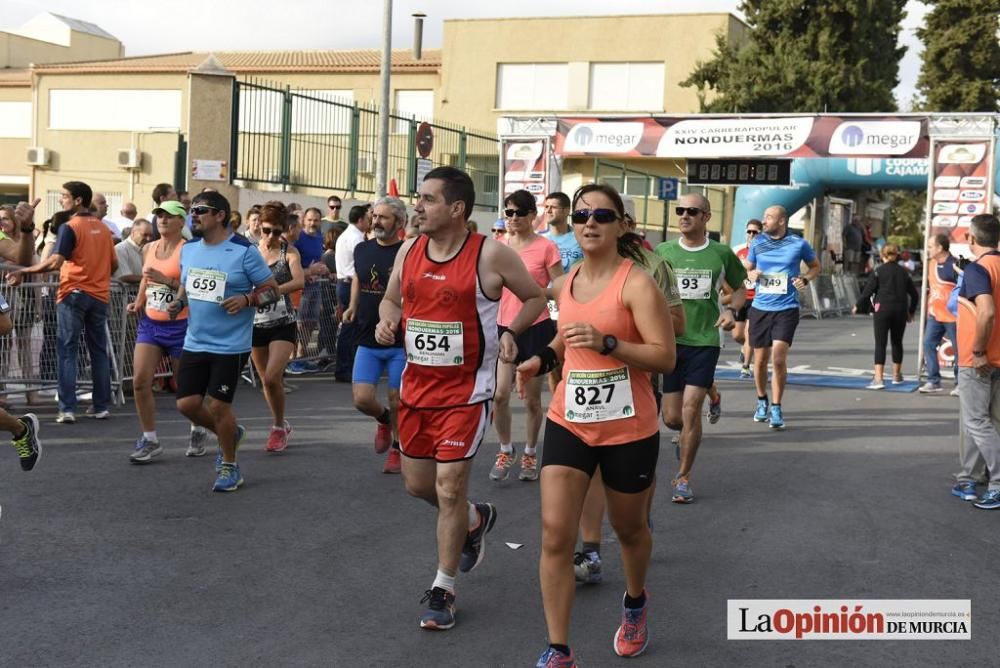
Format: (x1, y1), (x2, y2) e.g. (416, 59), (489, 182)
(654, 238), (747, 347)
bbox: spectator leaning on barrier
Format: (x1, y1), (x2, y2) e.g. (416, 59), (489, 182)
(113, 219), (153, 285)
(333, 204), (370, 382)
(8, 181), (117, 424)
(93, 193), (121, 241)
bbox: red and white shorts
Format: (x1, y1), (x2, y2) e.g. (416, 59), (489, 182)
(398, 401), (492, 462)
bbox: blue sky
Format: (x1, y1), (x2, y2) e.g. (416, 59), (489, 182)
(3, 0), (928, 108)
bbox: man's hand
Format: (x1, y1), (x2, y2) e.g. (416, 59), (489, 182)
(499, 329), (519, 363)
(974, 353), (992, 377)
(792, 276), (809, 290)
(714, 309), (736, 331)
(375, 318), (398, 345)
(746, 269), (761, 284)
(342, 306), (356, 323)
(309, 263), (331, 278)
(515, 356), (541, 399)
(167, 299), (185, 320)
(13, 199), (40, 230)
(561, 322), (603, 352)
(222, 294), (249, 315)
(5, 269), (23, 287)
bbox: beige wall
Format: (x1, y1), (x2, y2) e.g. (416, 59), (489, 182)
(32, 72), (188, 218)
(0, 85), (32, 187)
(439, 13), (741, 132)
(0, 30), (121, 69)
(237, 71), (439, 108)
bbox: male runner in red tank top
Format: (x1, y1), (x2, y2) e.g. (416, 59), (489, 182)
(376, 166), (546, 630)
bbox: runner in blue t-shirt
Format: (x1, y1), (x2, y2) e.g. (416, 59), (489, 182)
(542, 192), (582, 273)
(745, 205), (820, 430)
(169, 191), (278, 492)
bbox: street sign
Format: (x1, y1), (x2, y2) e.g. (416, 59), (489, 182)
(657, 177), (679, 201)
(416, 122), (434, 159)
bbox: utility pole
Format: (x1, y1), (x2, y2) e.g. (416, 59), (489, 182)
(376, 0), (392, 197)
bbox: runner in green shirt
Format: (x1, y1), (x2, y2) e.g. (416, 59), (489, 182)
(654, 193), (746, 504)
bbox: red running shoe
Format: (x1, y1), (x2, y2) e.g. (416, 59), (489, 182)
(374, 422), (392, 454)
(383, 447), (401, 474)
(266, 422), (291, 453)
(614, 591), (649, 657)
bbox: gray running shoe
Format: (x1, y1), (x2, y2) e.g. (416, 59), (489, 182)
(185, 428), (208, 457)
(573, 550), (602, 584)
(489, 449), (517, 481)
(707, 394), (722, 424)
(130, 437), (163, 464)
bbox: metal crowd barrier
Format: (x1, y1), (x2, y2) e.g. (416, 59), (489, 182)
(800, 273), (862, 320)
(0, 276), (125, 407)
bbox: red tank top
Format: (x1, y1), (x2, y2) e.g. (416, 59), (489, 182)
(400, 233), (499, 409)
(547, 259), (658, 446)
(143, 238), (187, 321)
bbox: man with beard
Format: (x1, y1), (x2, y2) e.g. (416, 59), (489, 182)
(343, 197), (407, 474)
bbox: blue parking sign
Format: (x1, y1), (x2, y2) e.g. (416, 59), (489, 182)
(658, 177), (679, 201)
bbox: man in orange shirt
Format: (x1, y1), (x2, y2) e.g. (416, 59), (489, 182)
(9, 181), (117, 424)
(920, 233), (959, 394)
(953, 213), (1000, 510)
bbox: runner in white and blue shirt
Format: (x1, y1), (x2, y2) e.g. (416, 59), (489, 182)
(170, 191), (279, 493)
(744, 205), (820, 429)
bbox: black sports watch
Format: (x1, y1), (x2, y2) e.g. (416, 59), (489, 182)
(726, 306), (739, 318)
(600, 334), (618, 356)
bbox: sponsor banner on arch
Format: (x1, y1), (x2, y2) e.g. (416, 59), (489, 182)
(501, 137), (551, 229)
(554, 116), (930, 160)
(925, 137), (996, 260)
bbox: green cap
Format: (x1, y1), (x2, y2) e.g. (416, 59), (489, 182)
(152, 200), (187, 218)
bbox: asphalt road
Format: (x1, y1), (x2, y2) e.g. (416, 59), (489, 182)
(1, 317), (994, 667)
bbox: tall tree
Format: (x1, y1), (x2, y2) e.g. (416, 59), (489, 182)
(683, 0), (908, 113)
(915, 0), (1000, 112)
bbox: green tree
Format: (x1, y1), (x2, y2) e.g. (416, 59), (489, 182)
(915, 0), (1000, 112)
(683, 0), (908, 113)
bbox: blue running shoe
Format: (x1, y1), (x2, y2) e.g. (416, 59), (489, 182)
(753, 398), (769, 423)
(536, 646), (577, 667)
(951, 481), (978, 501)
(573, 550), (602, 584)
(215, 424), (246, 473)
(671, 477), (694, 504)
(419, 587), (456, 630)
(459, 502), (497, 572)
(768, 404), (785, 430)
(212, 462), (244, 492)
(973, 489), (1000, 510)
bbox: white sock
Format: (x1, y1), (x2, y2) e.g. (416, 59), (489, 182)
(524, 446), (536, 456)
(432, 569), (456, 594)
(499, 442), (513, 454)
(467, 502), (479, 528)
(143, 431), (158, 443)
(191, 425), (206, 434)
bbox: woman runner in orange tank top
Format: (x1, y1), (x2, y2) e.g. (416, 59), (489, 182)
(126, 202), (205, 463)
(516, 183), (676, 666)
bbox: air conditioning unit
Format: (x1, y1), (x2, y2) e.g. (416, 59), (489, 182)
(26, 146), (49, 167)
(357, 155), (375, 175)
(116, 148), (142, 170)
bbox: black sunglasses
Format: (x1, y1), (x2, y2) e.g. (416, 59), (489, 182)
(504, 208), (530, 218)
(571, 208), (619, 225)
(328, 204), (341, 209)
(260, 227), (283, 236)
(190, 205), (219, 215)
(675, 206), (704, 217)
(746, 229), (760, 236)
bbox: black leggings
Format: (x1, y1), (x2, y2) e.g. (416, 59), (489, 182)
(873, 309), (907, 365)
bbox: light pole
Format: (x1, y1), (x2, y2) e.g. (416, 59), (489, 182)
(375, 0), (392, 198)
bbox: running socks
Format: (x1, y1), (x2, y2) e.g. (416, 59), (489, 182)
(376, 408), (390, 425)
(624, 590), (647, 609)
(143, 431), (158, 443)
(550, 644), (571, 656)
(499, 442), (513, 454)
(524, 445), (536, 456)
(432, 569), (456, 594)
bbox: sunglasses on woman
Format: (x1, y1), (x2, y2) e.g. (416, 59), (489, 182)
(571, 208), (619, 225)
(504, 207), (530, 218)
(260, 227), (283, 236)
(746, 229), (760, 236)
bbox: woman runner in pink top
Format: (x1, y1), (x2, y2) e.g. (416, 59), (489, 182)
(489, 189), (562, 483)
(517, 183), (675, 667)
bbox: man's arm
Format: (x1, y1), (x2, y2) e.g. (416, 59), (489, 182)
(375, 237), (417, 345)
(973, 293), (995, 372)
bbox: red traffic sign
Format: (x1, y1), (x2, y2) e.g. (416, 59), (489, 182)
(416, 122), (434, 159)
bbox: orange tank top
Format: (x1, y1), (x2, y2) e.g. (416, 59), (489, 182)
(400, 233), (500, 409)
(927, 258), (957, 323)
(956, 253), (1000, 368)
(547, 259), (658, 446)
(143, 238), (188, 321)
